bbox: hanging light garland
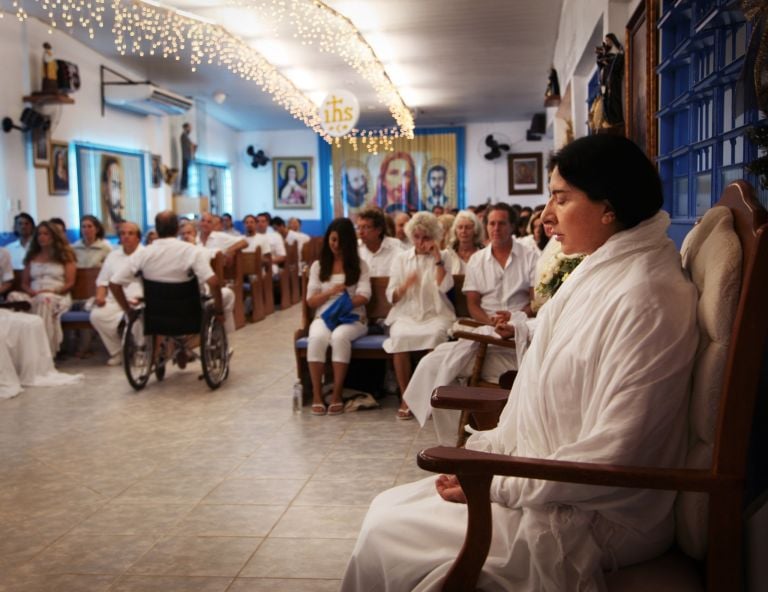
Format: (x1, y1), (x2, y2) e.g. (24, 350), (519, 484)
(1, 0), (414, 152)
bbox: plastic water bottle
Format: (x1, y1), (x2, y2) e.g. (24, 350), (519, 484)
(292, 382), (302, 413)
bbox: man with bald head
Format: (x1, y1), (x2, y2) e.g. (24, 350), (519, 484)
(91, 221), (144, 365)
(198, 212), (247, 259)
(110, 211), (227, 362)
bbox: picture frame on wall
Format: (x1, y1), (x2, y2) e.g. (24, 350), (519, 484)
(48, 141), (69, 195)
(508, 152), (543, 195)
(75, 144), (147, 236)
(273, 157), (313, 209)
(150, 154), (162, 188)
(32, 124), (50, 168)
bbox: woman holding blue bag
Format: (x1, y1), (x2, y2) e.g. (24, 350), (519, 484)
(306, 218), (371, 416)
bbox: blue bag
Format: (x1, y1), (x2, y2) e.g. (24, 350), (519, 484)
(321, 289), (360, 330)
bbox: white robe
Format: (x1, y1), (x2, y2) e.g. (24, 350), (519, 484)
(342, 211), (699, 591)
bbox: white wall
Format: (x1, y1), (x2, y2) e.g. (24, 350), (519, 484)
(464, 121), (553, 208)
(0, 17), (237, 233)
(235, 129), (320, 219)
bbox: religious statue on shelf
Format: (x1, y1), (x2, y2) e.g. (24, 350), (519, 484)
(42, 43), (59, 94)
(544, 67), (561, 107)
(593, 33), (625, 133)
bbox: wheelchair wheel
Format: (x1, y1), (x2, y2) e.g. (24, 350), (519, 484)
(200, 310), (229, 389)
(123, 310), (153, 391)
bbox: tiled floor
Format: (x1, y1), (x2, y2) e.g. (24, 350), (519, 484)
(0, 305), (439, 591)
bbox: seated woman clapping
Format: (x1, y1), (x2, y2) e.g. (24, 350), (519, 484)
(383, 212), (455, 420)
(7, 221), (76, 356)
(306, 218), (371, 416)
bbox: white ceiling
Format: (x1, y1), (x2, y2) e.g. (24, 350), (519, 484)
(25, 0), (564, 131)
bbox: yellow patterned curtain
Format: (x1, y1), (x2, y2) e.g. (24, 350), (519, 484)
(743, 0), (768, 113)
(331, 133), (458, 218)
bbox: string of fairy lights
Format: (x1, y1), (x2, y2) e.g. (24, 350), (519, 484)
(1, 0), (415, 152)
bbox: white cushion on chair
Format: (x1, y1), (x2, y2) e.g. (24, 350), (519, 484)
(676, 206), (742, 559)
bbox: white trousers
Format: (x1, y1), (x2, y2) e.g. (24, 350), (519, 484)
(403, 339), (518, 444)
(90, 301), (124, 357)
(306, 318), (368, 364)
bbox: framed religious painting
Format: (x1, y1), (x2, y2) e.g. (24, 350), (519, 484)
(48, 140), (69, 195)
(75, 144), (147, 236)
(273, 157), (313, 209)
(32, 122), (50, 168)
(625, 0), (658, 159)
(508, 152), (543, 195)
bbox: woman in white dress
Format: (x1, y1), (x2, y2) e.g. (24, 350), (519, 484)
(384, 213), (456, 420)
(306, 218), (371, 416)
(443, 210), (485, 274)
(342, 134), (700, 591)
(8, 221), (76, 356)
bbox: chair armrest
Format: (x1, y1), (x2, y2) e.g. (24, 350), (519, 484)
(431, 385), (508, 414)
(453, 330), (516, 348)
(456, 317), (484, 328)
(416, 446), (730, 493)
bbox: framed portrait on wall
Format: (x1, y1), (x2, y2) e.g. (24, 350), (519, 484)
(625, 0), (658, 159)
(48, 141), (69, 195)
(75, 144), (146, 236)
(32, 124), (50, 168)
(273, 157), (312, 209)
(508, 152), (543, 195)
(150, 154), (162, 188)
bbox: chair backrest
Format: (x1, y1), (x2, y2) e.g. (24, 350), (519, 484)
(142, 277), (202, 335)
(676, 181), (768, 575)
(72, 267), (99, 300)
(241, 248), (262, 277)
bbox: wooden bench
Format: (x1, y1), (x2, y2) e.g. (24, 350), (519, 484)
(294, 274), (468, 404)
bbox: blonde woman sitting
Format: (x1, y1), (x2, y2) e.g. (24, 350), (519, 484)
(443, 210), (485, 274)
(384, 212), (455, 420)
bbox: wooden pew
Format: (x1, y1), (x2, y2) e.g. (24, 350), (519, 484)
(60, 267), (100, 330)
(241, 249), (265, 322)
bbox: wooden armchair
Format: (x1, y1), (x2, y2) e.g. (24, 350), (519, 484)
(417, 181), (768, 591)
(241, 249), (265, 322)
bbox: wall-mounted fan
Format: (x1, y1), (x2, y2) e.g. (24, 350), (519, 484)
(246, 145), (269, 168)
(483, 134), (510, 160)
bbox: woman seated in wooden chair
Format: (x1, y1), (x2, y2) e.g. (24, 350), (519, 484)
(305, 218), (371, 416)
(342, 134), (700, 591)
(383, 212), (456, 420)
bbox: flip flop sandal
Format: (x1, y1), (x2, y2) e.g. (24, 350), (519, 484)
(311, 403), (327, 416)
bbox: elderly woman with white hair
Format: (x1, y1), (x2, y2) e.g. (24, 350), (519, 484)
(383, 212), (456, 420)
(444, 209), (485, 273)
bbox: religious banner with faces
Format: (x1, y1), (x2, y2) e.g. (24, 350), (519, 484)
(330, 129), (462, 218)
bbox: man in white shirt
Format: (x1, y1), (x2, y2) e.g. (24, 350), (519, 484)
(402, 203), (539, 441)
(0, 246), (13, 299)
(197, 213), (247, 259)
(394, 212), (411, 249)
(6, 213), (35, 270)
(256, 212), (286, 277)
(110, 211), (230, 354)
(90, 222), (143, 365)
(357, 206), (404, 276)
(272, 216), (310, 269)
(221, 213), (241, 236)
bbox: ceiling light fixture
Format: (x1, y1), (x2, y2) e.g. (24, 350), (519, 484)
(5, 0), (414, 153)
(212, 90), (227, 104)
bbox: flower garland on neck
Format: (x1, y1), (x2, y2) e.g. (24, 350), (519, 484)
(535, 252), (586, 300)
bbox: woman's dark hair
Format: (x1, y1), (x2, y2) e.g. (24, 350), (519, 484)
(549, 135), (662, 229)
(80, 214), (105, 240)
(319, 218), (361, 286)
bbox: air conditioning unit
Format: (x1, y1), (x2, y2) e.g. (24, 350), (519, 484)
(104, 83), (193, 116)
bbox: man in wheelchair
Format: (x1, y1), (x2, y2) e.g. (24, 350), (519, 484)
(109, 211), (230, 389)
